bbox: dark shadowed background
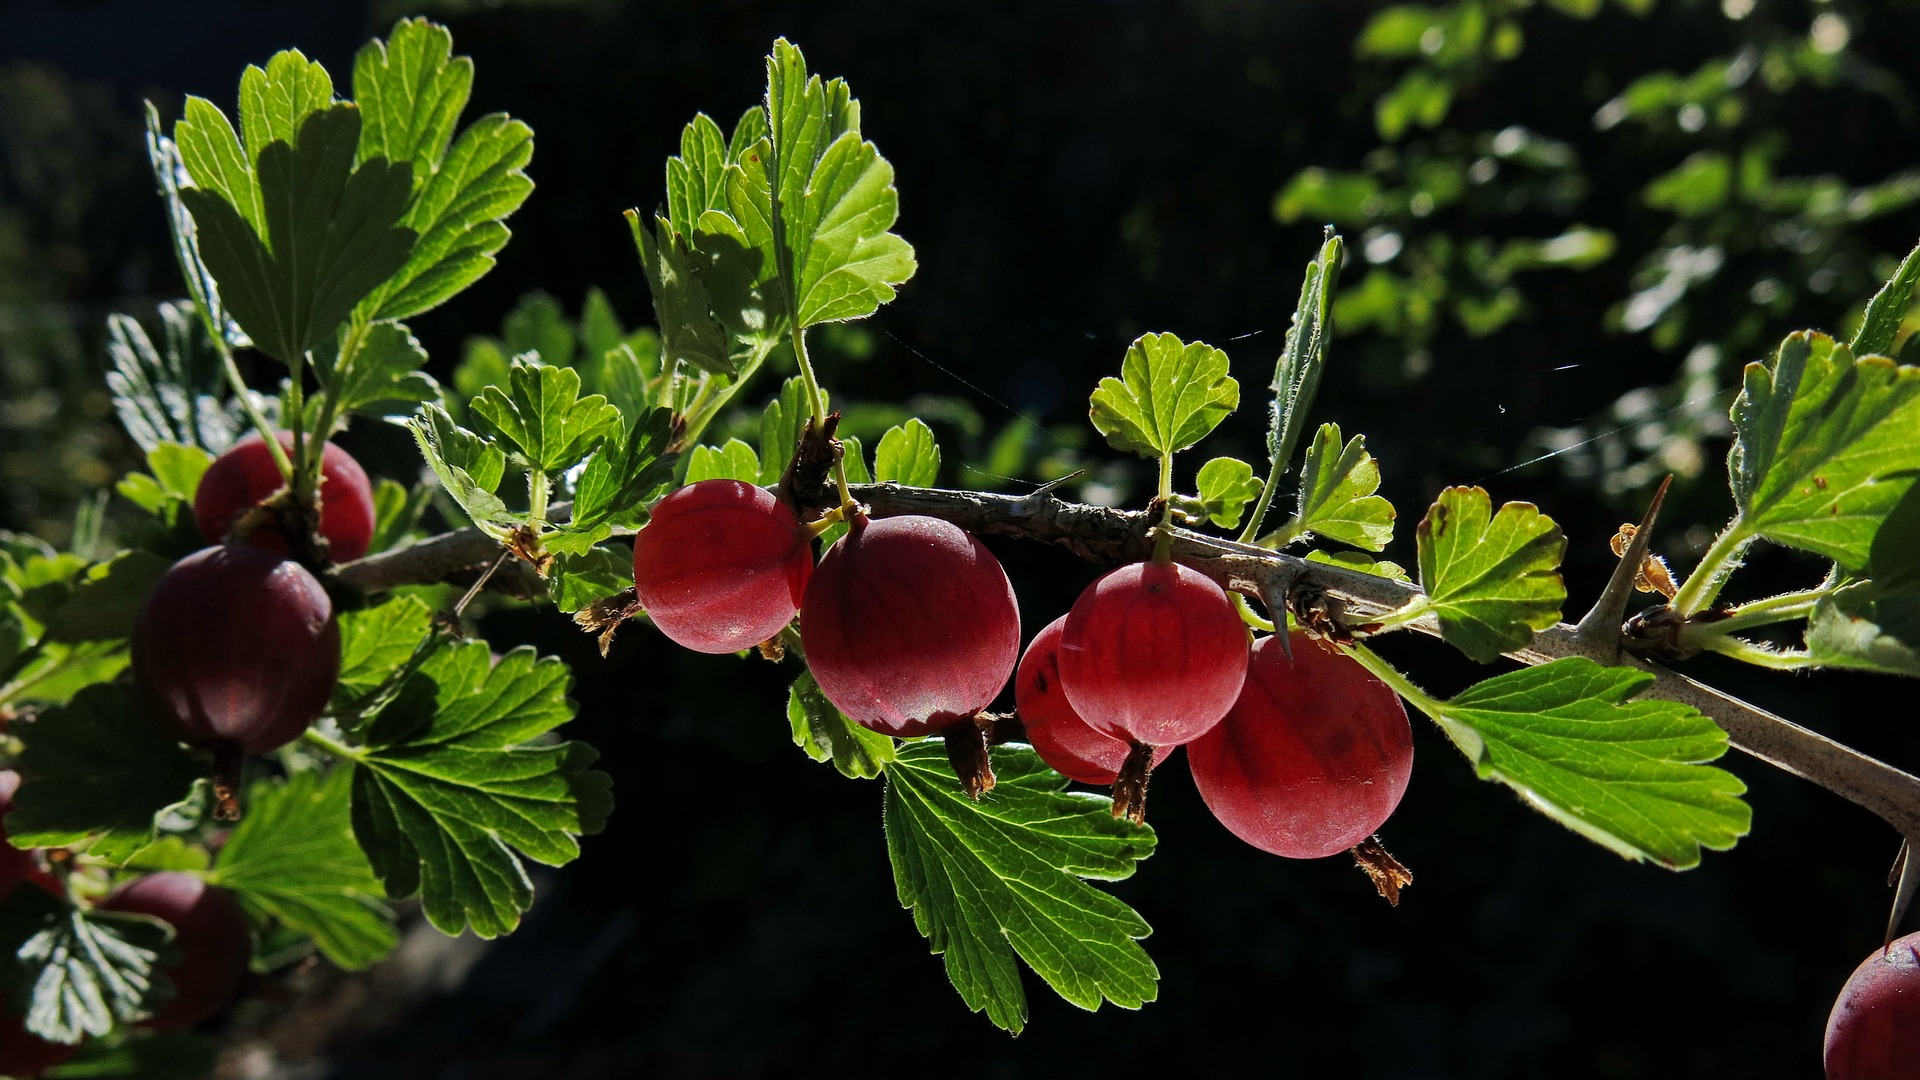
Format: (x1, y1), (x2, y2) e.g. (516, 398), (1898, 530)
(4, 0), (1920, 1076)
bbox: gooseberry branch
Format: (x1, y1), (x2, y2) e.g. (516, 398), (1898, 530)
(333, 479), (1920, 899)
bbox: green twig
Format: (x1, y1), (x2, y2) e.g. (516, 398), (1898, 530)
(1671, 517), (1754, 616)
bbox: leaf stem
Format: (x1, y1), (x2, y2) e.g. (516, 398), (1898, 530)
(1671, 516), (1754, 616)
(1686, 587), (1828, 638)
(1340, 641), (1444, 719)
(301, 726), (366, 763)
(1238, 449), (1290, 546)
(1696, 637), (1819, 670)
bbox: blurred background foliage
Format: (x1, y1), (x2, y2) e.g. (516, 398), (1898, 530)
(4, 0), (1920, 1077)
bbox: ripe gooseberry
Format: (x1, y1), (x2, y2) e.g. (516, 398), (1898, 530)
(0, 1009), (76, 1078)
(194, 431), (377, 562)
(801, 514), (1019, 794)
(1057, 560), (1248, 749)
(1824, 930), (1920, 1079)
(1187, 631), (1413, 859)
(131, 545), (340, 757)
(1015, 617), (1170, 785)
(631, 480), (814, 654)
(96, 872), (252, 1032)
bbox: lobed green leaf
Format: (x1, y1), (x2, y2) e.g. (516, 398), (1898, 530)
(1728, 332), (1920, 569)
(874, 418), (940, 487)
(352, 18), (472, 194)
(1088, 332), (1239, 461)
(1279, 423), (1394, 550)
(334, 595), (436, 708)
(1429, 657), (1751, 868)
(348, 642), (610, 938)
(1416, 486), (1566, 663)
(884, 741), (1158, 1034)
(469, 359), (621, 475)
(1195, 457), (1260, 530)
(628, 211), (736, 375)
(5, 683), (205, 862)
(9, 896), (175, 1044)
(787, 671), (893, 779)
(685, 439), (761, 484)
(407, 405), (516, 537)
(180, 105), (416, 366)
(211, 769), (397, 971)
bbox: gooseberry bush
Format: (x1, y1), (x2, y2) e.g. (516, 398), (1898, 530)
(2, 17), (1919, 1074)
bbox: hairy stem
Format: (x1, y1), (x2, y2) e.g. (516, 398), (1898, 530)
(1671, 516), (1754, 616)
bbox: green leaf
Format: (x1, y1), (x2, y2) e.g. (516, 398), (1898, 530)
(173, 97), (262, 238)
(15, 902), (175, 1043)
(628, 212), (736, 376)
(873, 418), (940, 487)
(334, 595), (436, 708)
(1852, 241), (1920, 358)
(42, 552), (172, 644)
(1428, 657), (1751, 868)
(147, 104), (238, 350)
(6, 684), (205, 862)
(786, 671), (893, 779)
(501, 292), (575, 366)
(564, 409), (678, 540)
(179, 104), (416, 366)
(685, 439), (761, 484)
(353, 19), (532, 322)
(1867, 483), (1920, 593)
(367, 477), (431, 556)
(884, 741), (1158, 1034)
(1280, 423), (1394, 550)
(1806, 584), (1920, 677)
(544, 547), (631, 614)
(665, 113), (731, 238)
(1416, 487), (1566, 663)
(146, 444), (215, 504)
(238, 50), (336, 162)
(1088, 332), (1239, 461)
(1195, 457), (1260, 530)
(469, 359), (621, 475)
(352, 18), (471, 194)
(348, 642), (610, 938)
(1262, 234), (1342, 503)
(757, 376), (816, 487)
(755, 39), (917, 327)
(1307, 548), (1411, 583)
(105, 302), (237, 454)
(407, 404), (515, 537)
(0, 641), (132, 710)
(211, 769), (396, 971)
(1728, 332), (1920, 569)
(312, 322), (437, 419)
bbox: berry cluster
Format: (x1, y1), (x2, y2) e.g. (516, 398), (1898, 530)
(1, 773), (253, 1074)
(0, 433), (358, 1069)
(630, 479), (1415, 855)
(135, 433), (361, 766)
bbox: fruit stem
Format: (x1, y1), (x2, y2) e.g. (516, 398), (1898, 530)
(1670, 515), (1754, 617)
(789, 325), (856, 510)
(942, 718), (997, 800)
(1110, 741), (1155, 825)
(210, 743), (244, 822)
(1234, 593), (1276, 633)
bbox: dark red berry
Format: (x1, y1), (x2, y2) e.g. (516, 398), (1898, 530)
(131, 545), (340, 755)
(631, 480), (814, 654)
(96, 872), (251, 1032)
(1056, 560), (1248, 747)
(1188, 632), (1413, 859)
(1825, 930), (1920, 1079)
(802, 515), (1019, 737)
(0, 1008), (76, 1078)
(194, 431), (377, 562)
(1015, 617), (1171, 785)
